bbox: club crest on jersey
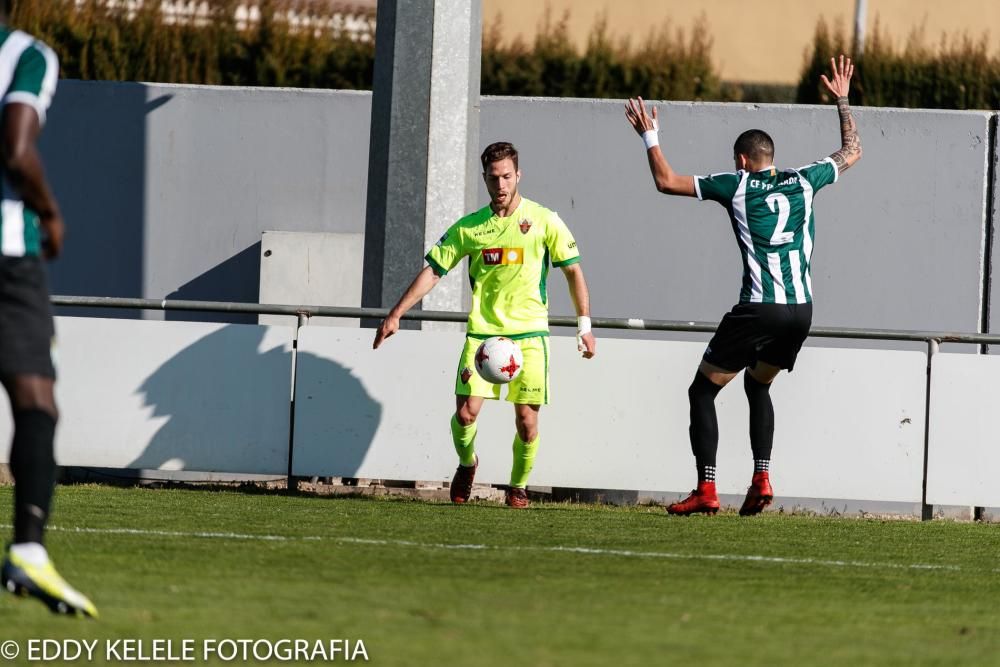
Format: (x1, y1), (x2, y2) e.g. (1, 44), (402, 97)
(460, 366), (473, 384)
(482, 247), (524, 265)
(519, 219), (532, 235)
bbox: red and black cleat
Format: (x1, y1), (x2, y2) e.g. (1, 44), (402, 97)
(450, 457), (478, 504)
(739, 472), (774, 516)
(666, 481), (720, 516)
(505, 487), (529, 509)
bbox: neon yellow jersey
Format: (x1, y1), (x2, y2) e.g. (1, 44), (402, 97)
(425, 197), (580, 337)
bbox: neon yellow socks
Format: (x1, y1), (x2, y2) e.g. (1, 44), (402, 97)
(509, 433), (539, 488)
(451, 415), (478, 466)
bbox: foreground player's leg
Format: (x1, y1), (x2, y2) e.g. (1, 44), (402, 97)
(3, 543), (97, 618)
(10, 408), (56, 545)
(1, 375), (96, 617)
(740, 364), (780, 516)
(449, 396), (483, 504)
(451, 415), (478, 466)
(668, 369), (728, 516)
(506, 404), (540, 509)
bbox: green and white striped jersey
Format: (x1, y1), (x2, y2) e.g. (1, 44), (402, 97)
(695, 159), (838, 304)
(0, 27), (58, 257)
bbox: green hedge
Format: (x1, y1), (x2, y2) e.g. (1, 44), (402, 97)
(11, 2), (717, 99)
(482, 12), (719, 100)
(14, 3), (1000, 109)
(798, 18), (1000, 109)
(11, 0), (376, 89)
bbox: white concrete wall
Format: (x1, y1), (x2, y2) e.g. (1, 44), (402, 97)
(293, 328), (926, 500)
(927, 353), (1000, 507)
(0, 318), (294, 475)
(0, 317), (940, 504)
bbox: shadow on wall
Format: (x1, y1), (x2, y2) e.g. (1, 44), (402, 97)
(126, 325), (382, 477)
(164, 242), (262, 324)
(42, 83), (171, 319)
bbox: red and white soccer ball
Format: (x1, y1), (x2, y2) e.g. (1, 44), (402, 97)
(474, 336), (523, 384)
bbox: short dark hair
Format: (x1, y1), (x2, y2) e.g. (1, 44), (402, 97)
(481, 141), (518, 171)
(0, 0), (9, 17)
(733, 129), (774, 163)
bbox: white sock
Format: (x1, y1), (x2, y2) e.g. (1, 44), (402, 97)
(9, 542), (49, 566)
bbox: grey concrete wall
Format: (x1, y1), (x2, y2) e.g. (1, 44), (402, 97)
(42, 81), (372, 323)
(482, 99), (992, 347)
(39, 81), (995, 345)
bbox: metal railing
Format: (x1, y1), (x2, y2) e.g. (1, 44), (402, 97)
(50, 295), (999, 519)
(50, 295), (1000, 344)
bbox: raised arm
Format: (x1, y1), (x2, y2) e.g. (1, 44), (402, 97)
(821, 55), (862, 174)
(372, 265), (441, 349)
(624, 98), (696, 197)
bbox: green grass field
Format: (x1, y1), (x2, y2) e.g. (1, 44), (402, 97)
(1, 485), (999, 666)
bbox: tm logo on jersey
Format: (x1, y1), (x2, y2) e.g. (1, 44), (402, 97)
(482, 247), (524, 265)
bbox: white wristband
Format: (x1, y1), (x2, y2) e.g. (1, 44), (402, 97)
(641, 130), (659, 150)
(577, 316), (592, 335)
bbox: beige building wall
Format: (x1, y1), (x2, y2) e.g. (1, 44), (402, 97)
(481, 0), (1000, 84)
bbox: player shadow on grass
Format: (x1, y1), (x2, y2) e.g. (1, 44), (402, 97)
(126, 325), (381, 475)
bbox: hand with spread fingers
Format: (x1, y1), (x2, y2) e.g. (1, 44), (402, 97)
(820, 54), (854, 99)
(625, 96), (659, 136)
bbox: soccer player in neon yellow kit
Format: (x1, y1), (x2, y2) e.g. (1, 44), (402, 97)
(373, 142), (597, 508)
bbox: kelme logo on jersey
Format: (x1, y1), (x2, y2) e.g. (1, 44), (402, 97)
(481, 248), (524, 266)
(460, 366), (472, 384)
(519, 219), (532, 234)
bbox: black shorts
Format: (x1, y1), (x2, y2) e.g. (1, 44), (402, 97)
(703, 302), (812, 373)
(0, 256), (55, 379)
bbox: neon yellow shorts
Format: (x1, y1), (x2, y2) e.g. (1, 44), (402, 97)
(455, 335), (549, 405)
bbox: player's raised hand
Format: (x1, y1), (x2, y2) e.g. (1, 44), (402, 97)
(373, 314), (399, 349)
(820, 55), (854, 99)
(625, 97), (659, 136)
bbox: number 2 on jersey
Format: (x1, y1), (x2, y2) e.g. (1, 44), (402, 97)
(766, 192), (793, 245)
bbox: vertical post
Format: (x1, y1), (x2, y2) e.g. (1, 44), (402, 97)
(982, 114), (998, 355)
(974, 115), (997, 519)
(853, 0), (868, 55)
(286, 312), (307, 494)
(362, 0), (482, 329)
(422, 0), (482, 330)
(920, 338), (938, 521)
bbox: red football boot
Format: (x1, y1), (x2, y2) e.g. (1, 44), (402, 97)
(666, 481), (720, 516)
(449, 456), (478, 504)
(739, 471), (774, 516)
(505, 487), (530, 509)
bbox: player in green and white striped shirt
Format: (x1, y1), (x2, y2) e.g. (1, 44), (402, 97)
(625, 55), (862, 517)
(0, 2), (97, 618)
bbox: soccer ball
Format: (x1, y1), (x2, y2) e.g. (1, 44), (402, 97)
(474, 336), (523, 384)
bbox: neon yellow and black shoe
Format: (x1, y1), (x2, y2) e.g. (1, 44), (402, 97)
(2, 549), (98, 618)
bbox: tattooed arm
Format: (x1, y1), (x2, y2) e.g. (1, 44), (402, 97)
(821, 55), (863, 173)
